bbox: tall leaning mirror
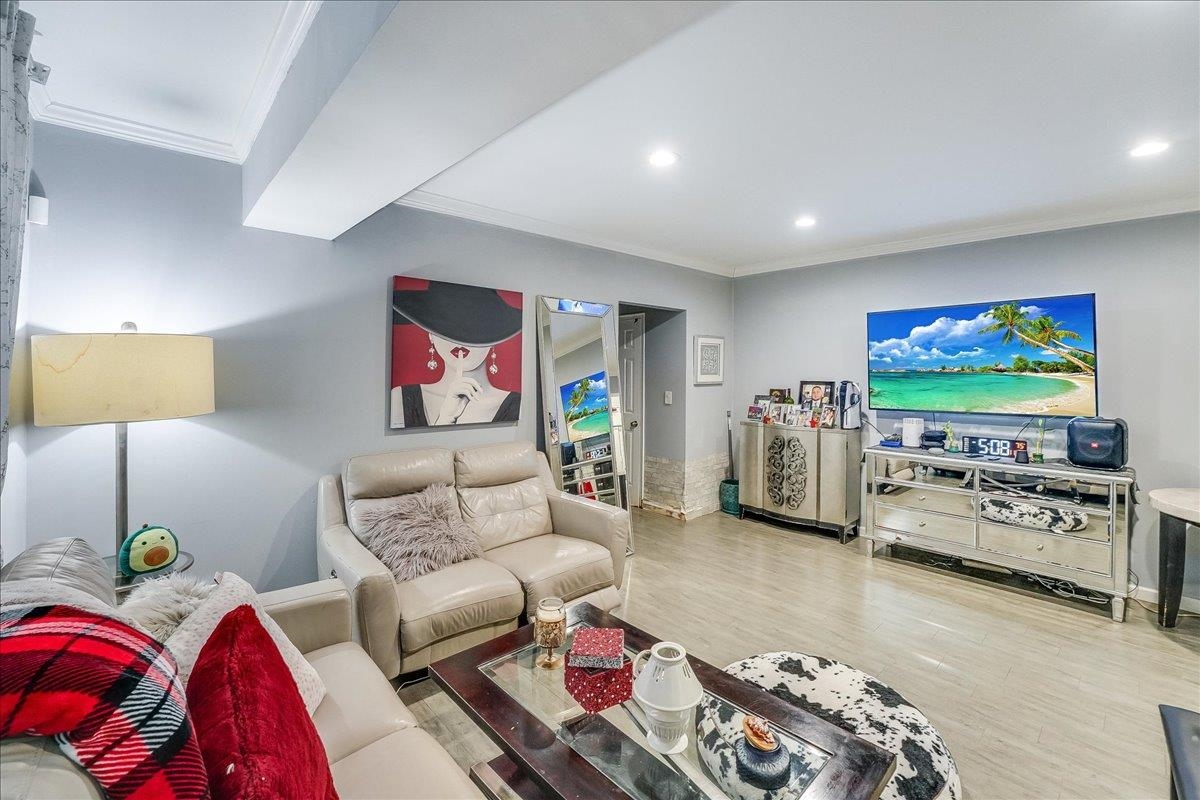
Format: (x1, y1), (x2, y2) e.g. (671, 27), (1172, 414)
(536, 296), (625, 508)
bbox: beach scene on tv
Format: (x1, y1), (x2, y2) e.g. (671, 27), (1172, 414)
(559, 370), (611, 442)
(868, 293), (1097, 416)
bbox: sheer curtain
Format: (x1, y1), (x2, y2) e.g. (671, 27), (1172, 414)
(0, 0), (33, 491)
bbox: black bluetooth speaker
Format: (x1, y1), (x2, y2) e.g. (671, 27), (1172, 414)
(1067, 417), (1128, 470)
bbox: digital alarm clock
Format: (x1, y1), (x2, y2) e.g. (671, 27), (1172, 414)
(961, 436), (1028, 458)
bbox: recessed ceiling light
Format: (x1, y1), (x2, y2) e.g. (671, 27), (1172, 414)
(794, 215), (817, 228)
(647, 149), (679, 168)
(1130, 140), (1170, 158)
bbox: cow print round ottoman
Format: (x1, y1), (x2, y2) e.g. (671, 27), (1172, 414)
(725, 652), (960, 800)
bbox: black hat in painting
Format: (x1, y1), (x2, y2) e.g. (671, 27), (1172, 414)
(393, 279), (522, 346)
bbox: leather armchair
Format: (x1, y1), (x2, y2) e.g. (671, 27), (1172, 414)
(318, 442), (629, 678)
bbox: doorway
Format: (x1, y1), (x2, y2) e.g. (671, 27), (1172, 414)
(618, 303), (686, 511)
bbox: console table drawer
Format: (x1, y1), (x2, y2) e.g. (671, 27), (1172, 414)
(876, 483), (975, 518)
(875, 505), (974, 546)
(978, 523), (1112, 576)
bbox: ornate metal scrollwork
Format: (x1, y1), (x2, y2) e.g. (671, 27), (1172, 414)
(765, 433), (807, 509)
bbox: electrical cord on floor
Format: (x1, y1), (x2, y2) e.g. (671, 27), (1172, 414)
(1126, 568), (1200, 619)
(1015, 570), (1111, 605)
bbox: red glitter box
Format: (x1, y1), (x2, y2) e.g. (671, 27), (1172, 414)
(564, 658), (633, 715)
(568, 627), (625, 670)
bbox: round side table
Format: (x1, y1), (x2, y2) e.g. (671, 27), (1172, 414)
(104, 550), (195, 598)
(1149, 489), (1199, 628)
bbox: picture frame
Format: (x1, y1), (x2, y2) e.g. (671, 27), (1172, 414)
(694, 335), (725, 385)
(747, 404), (765, 421)
(754, 394), (773, 406)
(819, 405), (838, 428)
(768, 388), (788, 403)
(798, 380), (835, 409)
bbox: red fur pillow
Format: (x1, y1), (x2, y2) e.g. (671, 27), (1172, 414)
(185, 605), (337, 800)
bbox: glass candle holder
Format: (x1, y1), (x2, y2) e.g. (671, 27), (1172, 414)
(533, 596), (566, 669)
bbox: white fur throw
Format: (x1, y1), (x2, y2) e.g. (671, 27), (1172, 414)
(120, 574), (216, 642)
(357, 483), (483, 582)
(164, 572), (326, 715)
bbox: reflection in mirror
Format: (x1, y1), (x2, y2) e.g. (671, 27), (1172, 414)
(537, 296), (625, 508)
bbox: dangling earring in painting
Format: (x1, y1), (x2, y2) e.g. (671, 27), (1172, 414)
(426, 338), (439, 371)
(488, 350), (499, 375)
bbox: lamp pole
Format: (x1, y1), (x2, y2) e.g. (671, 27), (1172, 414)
(115, 421), (127, 553)
(115, 321), (137, 552)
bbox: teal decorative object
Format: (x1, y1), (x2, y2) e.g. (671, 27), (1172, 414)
(118, 524), (179, 577)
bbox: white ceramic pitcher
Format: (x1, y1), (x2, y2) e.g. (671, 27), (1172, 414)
(632, 641), (703, 754)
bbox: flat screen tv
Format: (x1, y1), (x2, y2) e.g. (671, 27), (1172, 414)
(867, 293), (1097, 417)
(559, 370), (611, 443)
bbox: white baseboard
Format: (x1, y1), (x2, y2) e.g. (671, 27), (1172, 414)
(1130, 585), (1200, 614)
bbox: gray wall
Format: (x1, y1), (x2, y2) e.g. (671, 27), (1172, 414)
(22, 123), (733, 590)
(642, 309), (687, 462)
(732, 213), (1200, 600)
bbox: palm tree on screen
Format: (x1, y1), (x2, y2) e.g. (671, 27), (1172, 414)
(981, 304), (1094, 374)
(565, 377), (592, 421)
(1027, 315), (1094, 356)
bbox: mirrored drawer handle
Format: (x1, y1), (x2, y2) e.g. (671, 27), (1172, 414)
(918, 495), (927, 501)
(918, 521), (926, 527)
(1036, 544), (1045, 551)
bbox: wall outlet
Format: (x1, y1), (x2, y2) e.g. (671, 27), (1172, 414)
(664, 390), (673, 405)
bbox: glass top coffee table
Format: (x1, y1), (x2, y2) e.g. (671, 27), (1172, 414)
(430, 603), (894, 800)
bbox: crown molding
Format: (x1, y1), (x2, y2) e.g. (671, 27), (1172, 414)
(230, 0), (323, 160)
(395, 190), (734, 277)
(30, 0), (321, 164)
(732, 197), (1200, 278)
(30, 95), (243, 161)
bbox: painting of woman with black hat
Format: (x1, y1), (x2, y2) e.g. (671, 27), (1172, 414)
(389, 276), (523, 429)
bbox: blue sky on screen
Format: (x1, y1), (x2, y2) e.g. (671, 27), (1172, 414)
(868, 294), (1096, 369)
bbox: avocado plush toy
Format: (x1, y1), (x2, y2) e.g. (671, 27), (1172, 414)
(118, 524), (179, 577)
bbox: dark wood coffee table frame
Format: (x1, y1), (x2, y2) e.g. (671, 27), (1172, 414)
(430, 603), (895, 800)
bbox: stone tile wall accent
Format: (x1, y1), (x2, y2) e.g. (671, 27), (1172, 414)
(641, 452), (730, 520)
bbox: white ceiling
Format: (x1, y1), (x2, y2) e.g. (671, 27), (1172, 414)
(242, 1), (719, 239)
(406, 0), (1200, 276)
(25, 0), (318, 162)
(23, 1), (1199, 276)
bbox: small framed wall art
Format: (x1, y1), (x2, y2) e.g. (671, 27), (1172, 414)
(694, 335), (725, 385)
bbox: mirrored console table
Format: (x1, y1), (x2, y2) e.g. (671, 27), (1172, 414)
(863, 445), (1135, 621)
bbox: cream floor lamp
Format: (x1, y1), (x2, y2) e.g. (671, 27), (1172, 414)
(31, 323), (215, 555)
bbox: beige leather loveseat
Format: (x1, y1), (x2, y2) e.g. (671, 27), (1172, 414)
(318, 441), (629, 678)
(0, 539), (481, 799)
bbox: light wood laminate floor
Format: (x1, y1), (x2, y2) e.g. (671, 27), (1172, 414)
(400, 509), (1199, 800)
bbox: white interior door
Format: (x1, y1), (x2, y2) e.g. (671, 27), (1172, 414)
(619, 314), (645, 507)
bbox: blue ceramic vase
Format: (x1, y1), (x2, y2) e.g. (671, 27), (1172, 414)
(734, 735), (791, 790)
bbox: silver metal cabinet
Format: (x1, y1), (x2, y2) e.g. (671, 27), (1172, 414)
(863, 445), (1135, 621)
(738, 421), (863, 542)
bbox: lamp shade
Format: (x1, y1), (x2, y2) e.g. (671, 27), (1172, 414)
(32, 333), (215, 426)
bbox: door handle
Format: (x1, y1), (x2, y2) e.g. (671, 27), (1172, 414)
(629, 420), (639, 430)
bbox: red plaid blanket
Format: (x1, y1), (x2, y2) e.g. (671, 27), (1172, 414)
(0, 604), (210, 799)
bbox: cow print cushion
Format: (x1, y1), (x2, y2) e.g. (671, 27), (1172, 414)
(979, 493), (1088, 533)
(725, 652), (960, 800)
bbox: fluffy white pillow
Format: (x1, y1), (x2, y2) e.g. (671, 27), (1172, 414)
(120, 573), (216, 642)
(164, 572), (326, 715)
